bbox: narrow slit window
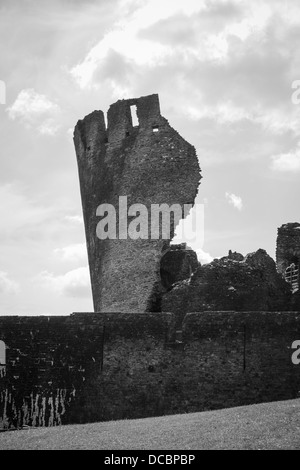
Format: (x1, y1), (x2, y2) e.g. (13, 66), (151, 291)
(130, 105), (139, 127)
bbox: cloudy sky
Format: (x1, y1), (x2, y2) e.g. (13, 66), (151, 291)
(0, 0), (299, 315)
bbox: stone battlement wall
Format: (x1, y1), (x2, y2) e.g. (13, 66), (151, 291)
(0, 311), (300, 429)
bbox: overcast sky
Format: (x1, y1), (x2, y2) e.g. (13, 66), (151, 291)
(0, 0), (299, 315)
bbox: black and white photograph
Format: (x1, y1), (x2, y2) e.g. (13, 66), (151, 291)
(0, 0), (299, 453)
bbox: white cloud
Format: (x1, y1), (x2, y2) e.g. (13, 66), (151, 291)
(186, 101), (300, 137)
(54, 243), (87, 262)
(37, 118), (59, 136)
(70, 29), (172, 91)
(225, 192), (243, 211)
(271, 144), (300, 172)
(71, 0), (243, 89)
(7, 88), (61, 135)
(196, 248), (214, 264)
(255, 108), (300, 136)
(69, 0), (274, 91)
(186, 101), (252, 123)
(37, 266), (91, 298)
(8, 89), (58, 116)
(0, 271), (19, 294)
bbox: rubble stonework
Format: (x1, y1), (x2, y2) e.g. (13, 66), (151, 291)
(74, 94), (201, 312)
(276, 223), (300, 308)
(162, 249), (293, 326)
(276, 223), (300, 274)
(276, 222), (300, 292)
(160, 243), (199, 290)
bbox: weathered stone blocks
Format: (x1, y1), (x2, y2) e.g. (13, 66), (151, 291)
(74, 94), (201, 312)
(162, 249), (292, 325)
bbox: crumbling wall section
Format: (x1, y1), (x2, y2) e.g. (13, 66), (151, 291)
(276, 223), (300, 298)
(160, 244), (199, 290)
(276, 223), (300, 274)
(162, 249), (293, 325)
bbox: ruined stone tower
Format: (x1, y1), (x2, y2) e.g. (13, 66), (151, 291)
(74, 94), (201, 312)
(276, 222), (300, 293)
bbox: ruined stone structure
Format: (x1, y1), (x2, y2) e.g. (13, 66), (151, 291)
(162, 249), (293, 326)
(276, 223), (300, 293)
(1, 92), (300, 431)
(160, 243), (199, 290)
(74, 94), (200, 313)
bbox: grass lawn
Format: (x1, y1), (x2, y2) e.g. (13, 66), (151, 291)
(0, 398), (299, 450)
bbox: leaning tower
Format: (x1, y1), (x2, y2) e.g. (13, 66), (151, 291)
(73, 94), (201, 313)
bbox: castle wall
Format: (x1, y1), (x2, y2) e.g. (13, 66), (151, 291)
(1, 312), (300, 429)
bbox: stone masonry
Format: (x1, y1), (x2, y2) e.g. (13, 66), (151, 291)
(74, 94), (201, 312)
(1, 311), (300, 429)
(162, 249), (293, 326)
(276, 223), (300, 273)
(276, 222), (300, 307)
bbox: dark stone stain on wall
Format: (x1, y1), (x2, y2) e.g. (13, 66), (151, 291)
(160, 243), (199, 290)
(0, 315), (104, 429)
